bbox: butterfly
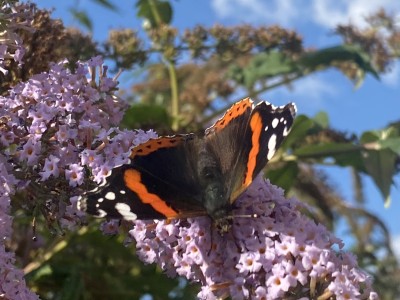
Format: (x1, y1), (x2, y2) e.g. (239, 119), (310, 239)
(78, 98), (296, 231)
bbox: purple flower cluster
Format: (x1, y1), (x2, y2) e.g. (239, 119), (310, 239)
(0, 1), (35, 74)
(129, 177), (378, 300)
(1, 56), (132, 194)
(0, 155), (39, 300)
(0, 50), (380, 298)
(0, 26), (379, 298)
(0, 55), (158, 297)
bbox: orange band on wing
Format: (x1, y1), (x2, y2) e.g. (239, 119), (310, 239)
(244, 111), (262, 187)
(124, 169), (178, 218)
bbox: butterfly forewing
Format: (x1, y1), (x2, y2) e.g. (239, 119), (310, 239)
(206, 100), (296, 203)
(204, 98), (254, 204)
(248, 102), (296, 180)
(80, 135), (206, 220)
(234, 101), (296, 200)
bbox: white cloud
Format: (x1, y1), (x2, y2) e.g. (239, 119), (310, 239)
(391, 234), (400, 262)
(282, 75), (336, 99)
(312, 0), (400, 29)
(382, 60), (400, 87)
(266, 75), (337, 109)
(211, 0), (302, 26)
(211, 0), (400, 29)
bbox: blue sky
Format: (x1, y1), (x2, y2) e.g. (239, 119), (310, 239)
(35, 0), (400, 257)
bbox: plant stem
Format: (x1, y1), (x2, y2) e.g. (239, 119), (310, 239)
(167, 59), (179, 130)
(147, 0), (179, 130)
(23, 227), (88, 274)
(148, 0), (162, 24)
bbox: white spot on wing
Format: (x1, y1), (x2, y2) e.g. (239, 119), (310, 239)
(97, 209), (107, 218)
(283, 126), (289, 136)
(267, 148), (276, 160)
(98, 174), (111, 187)
(89, 186), (100, 193)
(120, 190), (126, 195)
(105, 192), (116, 200)
(271, 118), (279, 128)
(267, 134), (277, 160)
(264, 125), (269, 132)
(268, 134), (277, 150)
(98, 198), (104, 202)
(115, 203), (137, 221)
(77, 197), (86, 211)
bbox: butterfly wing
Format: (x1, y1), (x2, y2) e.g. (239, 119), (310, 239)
(78, 134), (206, 221)
(204, 98), (253, 202)
(205, 98), (296, 203)
(237, 101), (296, 194)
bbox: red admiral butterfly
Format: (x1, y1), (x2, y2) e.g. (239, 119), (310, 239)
(78, 98), (296, 231)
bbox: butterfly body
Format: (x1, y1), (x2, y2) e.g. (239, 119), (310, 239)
(78, 98), (296, 226)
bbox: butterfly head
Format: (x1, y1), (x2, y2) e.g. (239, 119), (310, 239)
(214, 216), (233, 234)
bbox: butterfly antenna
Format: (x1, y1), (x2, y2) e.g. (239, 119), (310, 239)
(230, 213), (259, 252)
(232, 213), (258, 219)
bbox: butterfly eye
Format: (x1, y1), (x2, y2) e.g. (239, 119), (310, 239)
(200, 166), (219, 180)
(204, 171), (215, 179)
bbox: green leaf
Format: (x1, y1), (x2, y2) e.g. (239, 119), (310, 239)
(227, 51), (297, 88)
(299, 44), (380, 84)
(136, 0), (172, 28)
(27, 229), (199, 299)
(361, 127), (400, 154)
(61, 268), (83, 300)
(360, 130), (380, 144)
(26, 264), (52, 281)
(362, 149), (396, 206)
(279, 115), (315, 148)
(281, 112), (330, 150)
(69, 9), (93, 31)
(122, 103), (171, 129)
(333, 150), (365, 171)
(379, 137), (400, 154)
(294, 142), (359, 158)
(90, 0), (118, 11)
(266, 161), (299, 192)
(313, 111), (329, 129)
(294, 142), (364, 169)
